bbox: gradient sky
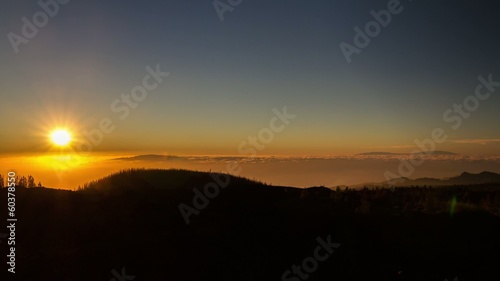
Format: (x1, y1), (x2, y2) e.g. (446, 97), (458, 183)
(1, 0), (500, 156)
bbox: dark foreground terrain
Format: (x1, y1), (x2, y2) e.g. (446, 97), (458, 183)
(1, 169), (500, 281)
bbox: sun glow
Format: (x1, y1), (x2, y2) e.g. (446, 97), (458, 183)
(50, 129), (72, 146)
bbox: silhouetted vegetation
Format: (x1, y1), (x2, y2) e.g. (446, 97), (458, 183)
(1, 169), (499, 280)
(0, 173), (43, 188)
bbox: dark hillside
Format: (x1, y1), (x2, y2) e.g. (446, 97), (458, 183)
(1, 169), (499, 281)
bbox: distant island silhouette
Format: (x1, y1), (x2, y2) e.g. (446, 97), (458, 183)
(358, 151), (457, 156)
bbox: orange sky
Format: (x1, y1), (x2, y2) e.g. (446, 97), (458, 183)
(4, 152), (500, 190)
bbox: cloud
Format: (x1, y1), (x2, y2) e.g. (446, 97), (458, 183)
(363, 145), (415, 150)
(112, 154), (184, 162)
(109, 152), (500, 164)
(450, 139), (500, 145)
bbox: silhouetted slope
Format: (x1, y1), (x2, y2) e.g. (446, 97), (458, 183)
(81, 168), (254, 189)
(1, 169), (500, 281)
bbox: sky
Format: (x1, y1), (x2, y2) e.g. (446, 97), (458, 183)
(3, 153), (500, 189)
(1, 0), (500, 188)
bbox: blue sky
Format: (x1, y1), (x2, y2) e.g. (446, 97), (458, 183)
(1, 0), (499, 155)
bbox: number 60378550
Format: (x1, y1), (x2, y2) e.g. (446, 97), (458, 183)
(8, 171), (16, 188)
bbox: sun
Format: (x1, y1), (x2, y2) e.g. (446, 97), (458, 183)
(50, 129), (72, 146)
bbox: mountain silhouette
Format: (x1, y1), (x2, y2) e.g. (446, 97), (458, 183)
(451, 171), (500, 184)
(363, 171), (500, 187)
(358, 152), (402, 155)
(2, 168), (500, 281)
